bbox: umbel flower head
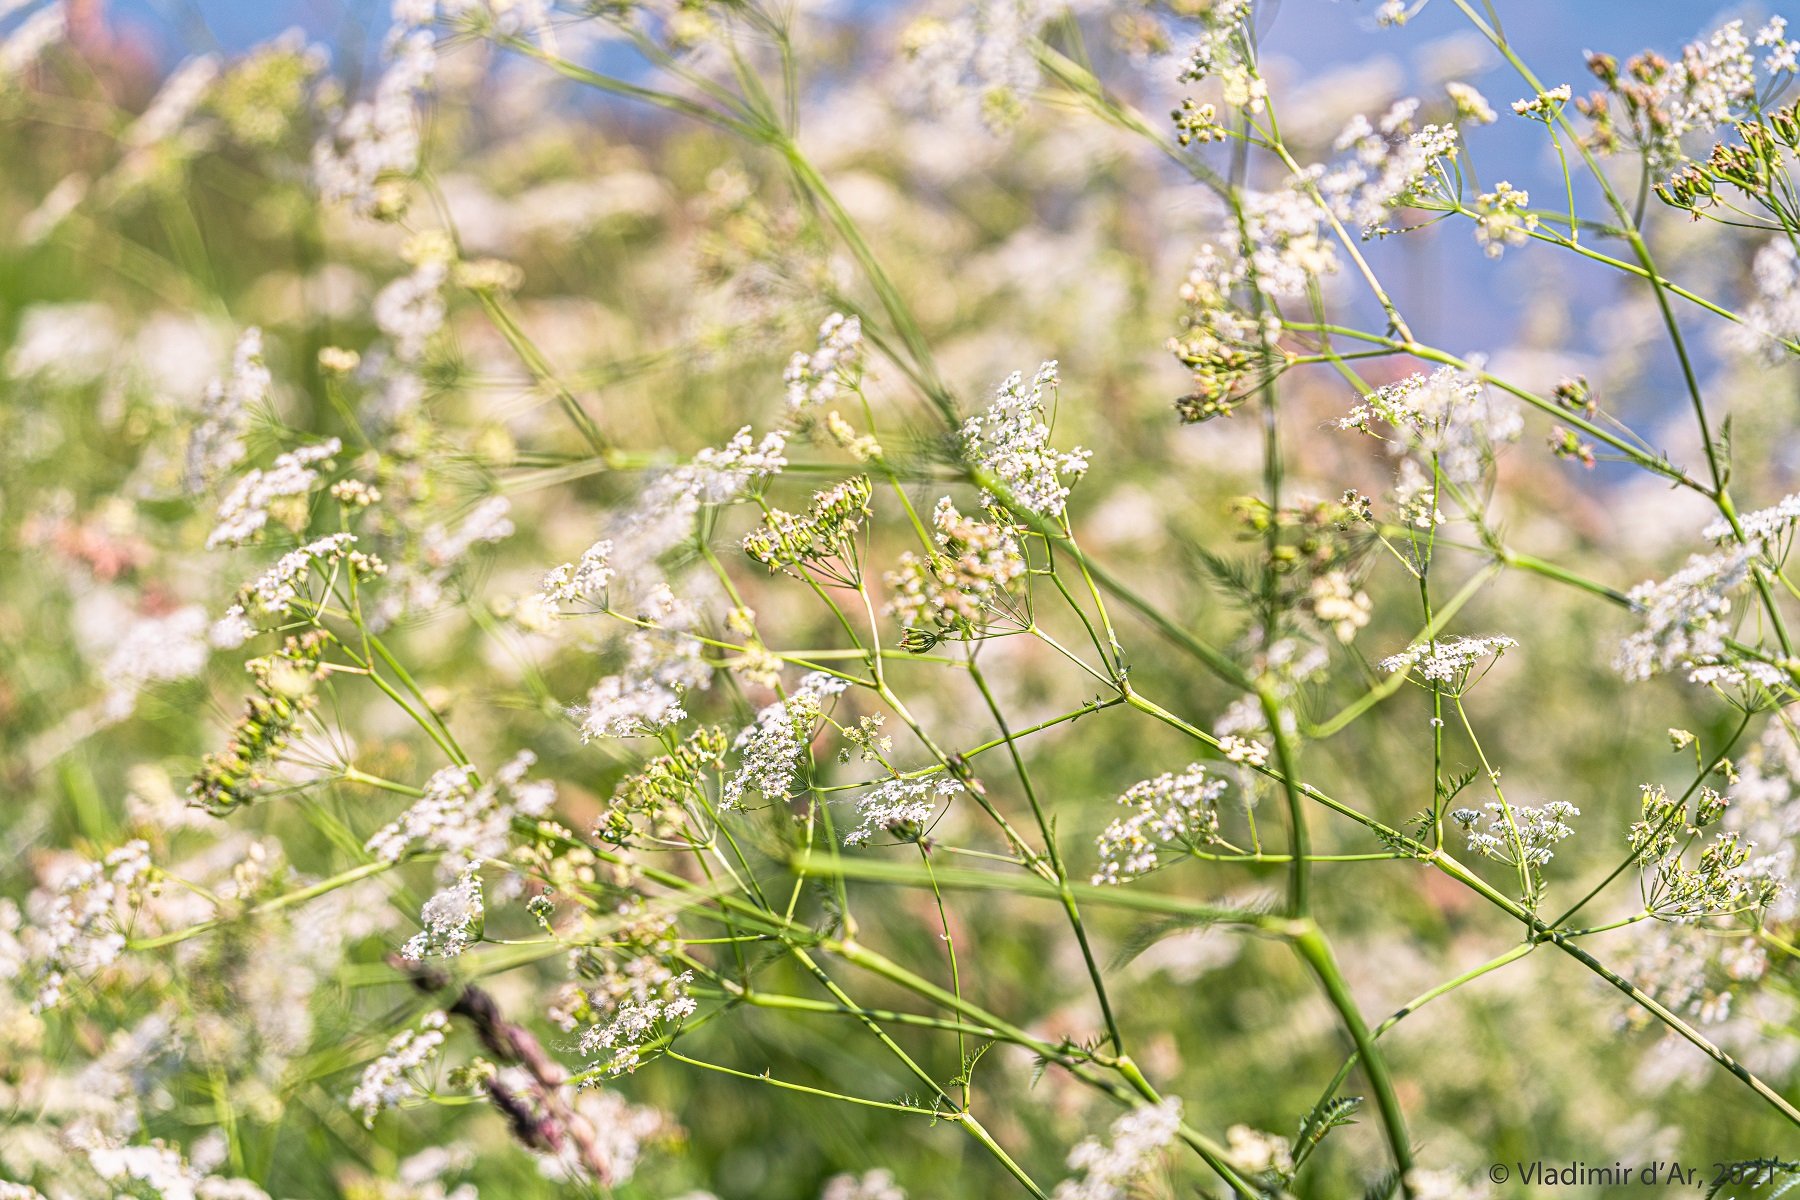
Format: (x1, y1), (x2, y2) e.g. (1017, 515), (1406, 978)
(1380, 634), (1519, 695)
(885, 497), (1028, 643)
(960, 361), (1090, 517)
(1093, 764), (1228, 885)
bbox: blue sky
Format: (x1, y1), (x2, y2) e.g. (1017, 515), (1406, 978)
(102, 1), (1749, 67)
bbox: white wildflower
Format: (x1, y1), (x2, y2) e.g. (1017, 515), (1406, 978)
(822, 1170), (906, 1200)
(1616, 545), (1758, 682)
(234, 532), (360, 619)
(1510, 83), (1571, 120)
(541, 538), (615, 606)
(1472, 181), (1536, 258)
(724, 672), (849, 807)
(578, 590), (713, 740)
(1318, 100), (1458, 236)
(100, 605), (210, 720)
(785, 312), (863, 416)
(903, 0), (1055, 133)
(1219, 735), (1269, 769)
(843, 777), (965, 846)
(1758, 17), (1800, 74)
(313, 26), (436, 215)
(1380, 634), (1518, 692)
(885, 497), (1027, 635)
(1450, 801), (1579, 867)
(1446, 81), (1497, 124)
(1224, 1124), (1293, 1174)
(19, 840), (154, 1010)
(1728, 237), (1800, 362)
(402, 872), (484, 960)
(577, 968), (696, 1076)
(1705, 492), (1800, 545)
(1093, 765), (1227, 885)
(373, 256), (449, 362)
(207, 439), (341, 548)
(365, 750), (555, 878)
(1337, 365), (1521, 492)
(1052, 1098), (1183, 1200)
(422, 496), (514, 567)
(1179, 0), (1264, 114)
(350, 1010), (450, 1125)
(961, 361), (1090, 517)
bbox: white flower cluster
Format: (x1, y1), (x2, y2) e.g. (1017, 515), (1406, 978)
(313, 10), (436, 215)
(540, 538), (614, 605)
(822, 1170), (906, 1200)
(1319, 100), (1458, 236)
(1052, 1097), (1183, 1200)
(960, 361), (1090, 517)
(402, 871), (483, 960)
(536, 1083), (670, 1186)
(19, 841), (154, 1010)
(422, 495), (514, 567)
(1451, 801), (1580, 867)
(1337, 365), (1521, 493)
(82, 1138), (271, 1200)
(1178, 0), (1262, 113)
(373, 254), (449, 363)
(1218, 735), (1269, 768)
(578, 587), (712, 740)
(1472, 181), (1536, 259)
(1446, 81), (1497, 125)
(548, 427), (788, 620)
(1620, 20), (1759, 168)
(904, 0), (1054, 133)
(1758, 16), (1800, 73)
(723, 672), (849, 807)
(1242, 183), (1338, 297)
(185, 327), (271, 493)
(1224, 1124), (1293, 1175)
(1379, 634), (1518, 693)
(1727, 237), (1800, 363)
(207, 439), (342, 548)
(219, 532), (362, 640)
(100, 605), (211, 720)
(1726, 723), (1800, 927)
(350, 1010), (449, 1126)
(1093, 765), (1227, 885)
(365, 750), (555, 877)
(843, 777), (965, 846)
(577, 968), (697, 1076)
(785, 312), (862, 416)
(1616, 545), (1758, 683)
(1705, 491), (1800, 545)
